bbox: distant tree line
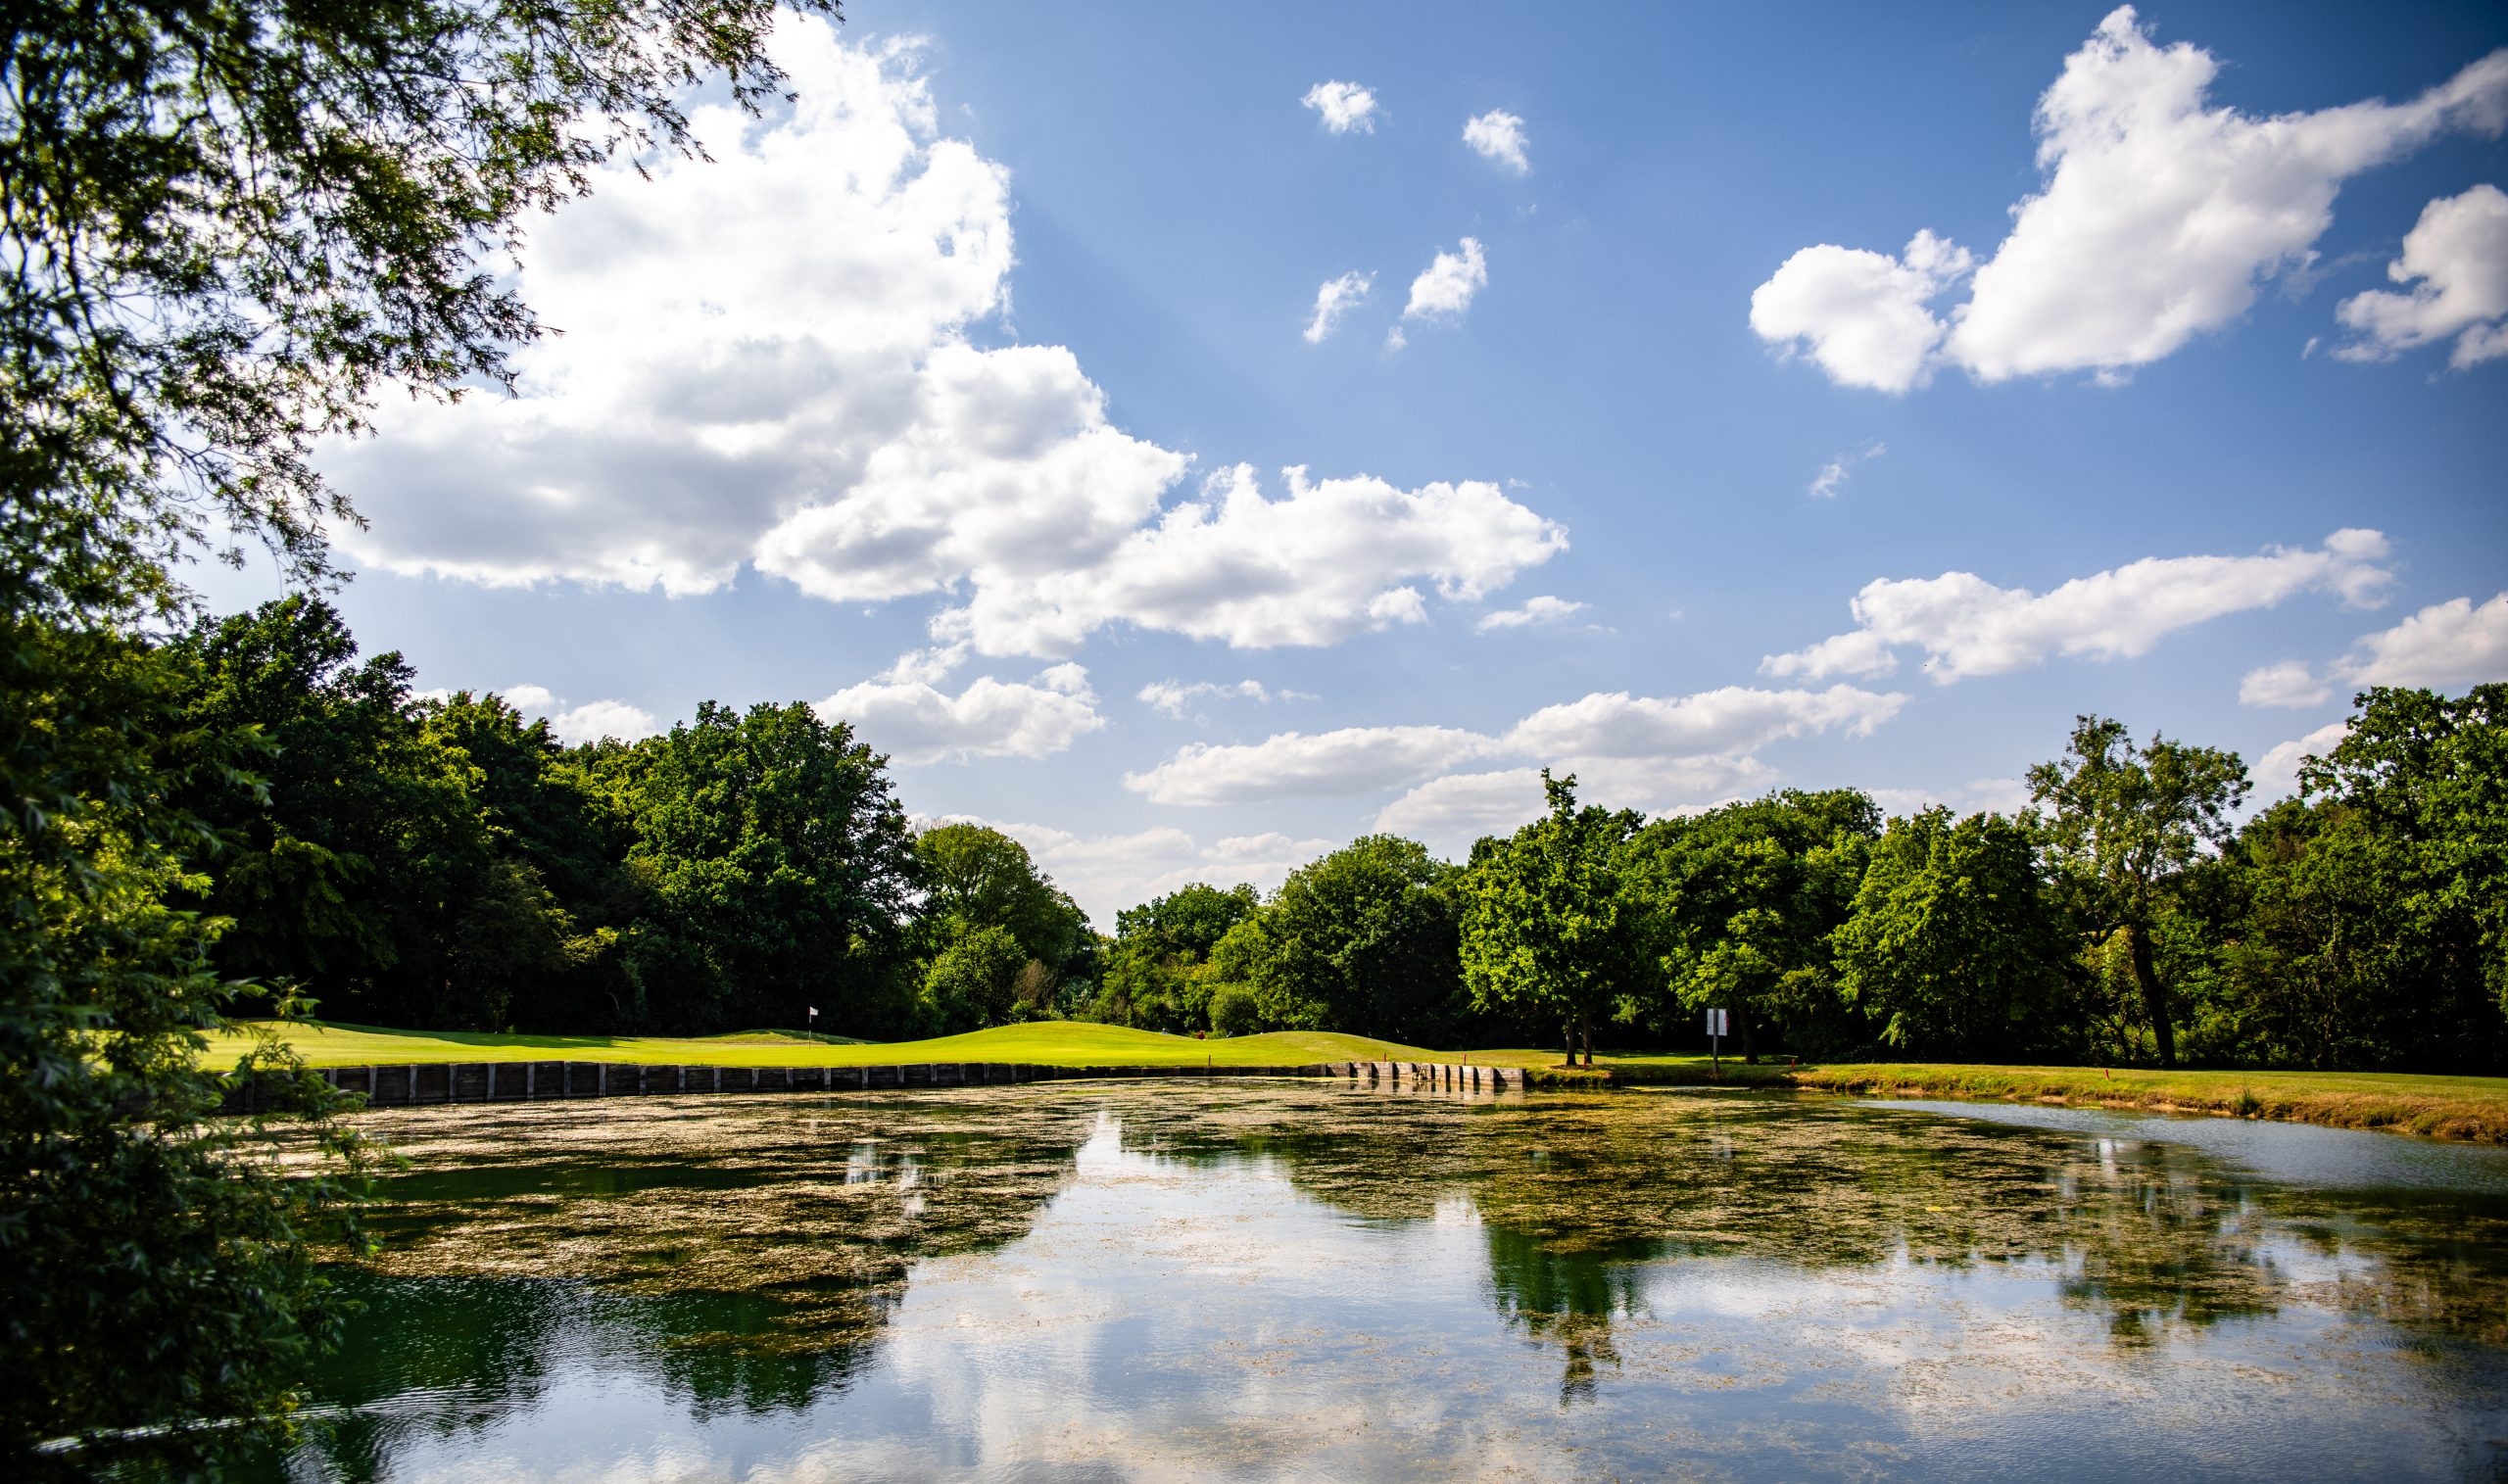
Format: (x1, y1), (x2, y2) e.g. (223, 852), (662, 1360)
(161, 597), (2508, 1073)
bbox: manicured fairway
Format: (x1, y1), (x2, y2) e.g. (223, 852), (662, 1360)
(204, 1019), (1495, 1071)
(202, 1021), (2508, 1141)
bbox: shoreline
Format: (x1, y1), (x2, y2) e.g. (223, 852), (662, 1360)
(1584, 1060), (2508, 1145)
(205, 1022), (2508, 1146)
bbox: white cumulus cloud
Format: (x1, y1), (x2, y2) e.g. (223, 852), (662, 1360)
(2253, 721), (2351, 803)
(1128, 684), (1904, 810)
(1137, 679), (1312, 720)
(494, 685), (662, 744)
(818, 662), (1104, 765)
(1762, 530), (2393, 684)
(1303, 271), (1375, 343)
(2234, 592), (2508, 707)
(1750, 8), (2508, 391)
(1504, 685), (1905, 757)
(1867, 778), (2033, 821)
(2339, 592), (2508, 689)
(2336, 184), (2508, 368)
(1462, 110), (1530, 174)
(2238, 659), (2333, 709)
(1751, 233), (1972, 393)
(1126, 726), (1500, 806)
(958, 819), (1337, 926)
(1475, 596), (1589, 632)
(1401, 237), (1489, 325)
(324, 24), (1563, 659)
(1302, 80), (1379, 134)
(1373, 754), (1783, 860)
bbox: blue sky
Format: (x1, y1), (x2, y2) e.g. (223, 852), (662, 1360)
(205, 2), (2508, 921)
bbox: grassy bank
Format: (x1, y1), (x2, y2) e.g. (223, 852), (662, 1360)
(204, 1022), (2508, 1143)
(205, 1019), (1497, 1072)
(1775, 1062), (2508, 1144)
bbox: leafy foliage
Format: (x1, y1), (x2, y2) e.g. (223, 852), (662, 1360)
(1085, 883), (1259, 1032)
(1831, 808), (2074, 1059)
(2, 0), (841, 618)
(919, 925), (1028, 1036)
(911, 823), (1092, 1023)
(1242, 835), (1466, 1043)
(596, 701), (919, 1037)
(1458, 773), (1649, 1064)
(2028, 716), (2248, 1066)
(0, 616), (379, 1474)
(2189, 686), (2508, 1072)
(1625, 789), (1879, 1060)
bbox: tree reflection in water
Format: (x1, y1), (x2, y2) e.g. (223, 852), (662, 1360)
(274, 1081), (2508, 1474)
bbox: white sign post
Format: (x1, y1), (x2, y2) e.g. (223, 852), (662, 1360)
(1707, 1007), (1726, 1073)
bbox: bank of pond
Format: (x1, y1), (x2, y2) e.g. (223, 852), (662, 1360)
(213, 1019), (2508, 1145)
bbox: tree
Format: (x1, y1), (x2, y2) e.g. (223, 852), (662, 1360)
(1207, 982), (1263, 1038)
(911, 823), (1090, 1016)
(920, 925), (1027, 1035)
(1093, 884), (1259, 1031)
(2200, 687), (2508, 1071)
(599, 701), (917, 1036)
(2028, 716), (2247, 1067)
(1458, 772), (1647, 1065)
(1831, 809), (2074, 1059)
(2303, 685), (2508, 1020)
(1625, 790), (1880, 1061)
(1249, 835), (1465, 1043)
(419, 693), (643, 1032)
(169, 597), (520, 1028)
(0, 617), (377, 1474)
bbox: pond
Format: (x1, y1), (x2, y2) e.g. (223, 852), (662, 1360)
(255, 1083), (2508, 1481)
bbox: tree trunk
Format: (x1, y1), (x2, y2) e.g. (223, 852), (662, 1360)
(1563, 1019), (1575, 1067)
(1740, 1006), (1758, 1065)
(1579, 1010), (1595, 1068)
(2126, 924), (2176, 1068)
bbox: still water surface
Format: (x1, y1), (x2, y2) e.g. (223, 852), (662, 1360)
(261, 1083), (2508, 1481)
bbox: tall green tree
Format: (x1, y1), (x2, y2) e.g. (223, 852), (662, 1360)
(419, 693), (643, 1031)
(2028, 716), (2248, 1067)
(919, 924), (1029, 1035)
(169, 597), (528, 1028)
(1458, 773), (1647, 1065)
(0, 618), (377, 1474)
(1831, 808), (2075, 1059)
(911, 823), (1090, 1020)
(2304, 685), (2508, 1019)
(1094, 883), (1259, 1032)
(2201, 686), (2508, 1071)
(1247, 835), (1465, 1043)
(1625, 789), (1880, 1060)
(599, 701), (917, 1036)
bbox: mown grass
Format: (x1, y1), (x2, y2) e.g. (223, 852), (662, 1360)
(1779, 1062), (2508, 1144)
(205, 1019), (1485, 1071)
(203, 1022), (2508, 1142)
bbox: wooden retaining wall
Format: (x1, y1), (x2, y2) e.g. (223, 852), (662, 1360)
(218, 1059), (1527, 1113)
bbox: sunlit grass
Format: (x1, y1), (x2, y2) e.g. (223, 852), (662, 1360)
(1781, 1060), (2508, 1142)
(202, 1021), (2508, 1141)
(207, 1019), (1507, 1070)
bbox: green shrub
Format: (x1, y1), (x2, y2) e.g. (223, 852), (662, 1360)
(1208, 983), (1263, 1038)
